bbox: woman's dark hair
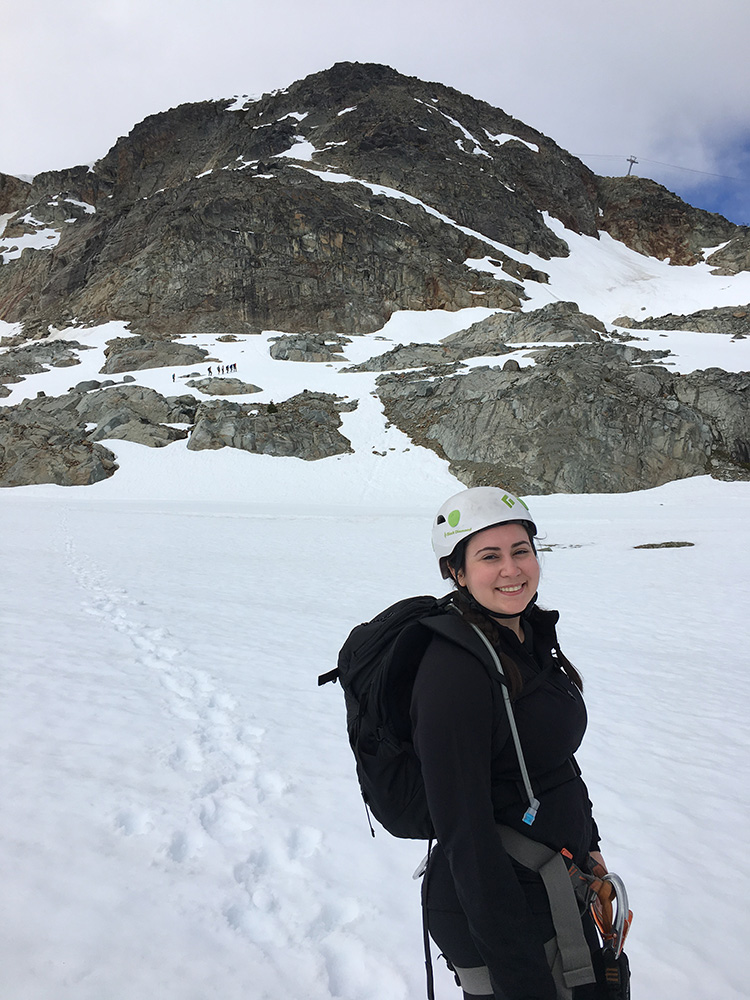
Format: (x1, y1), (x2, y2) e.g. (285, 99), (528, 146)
(446, 521), (583, 698)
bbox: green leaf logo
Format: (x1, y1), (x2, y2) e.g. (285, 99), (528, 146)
(448, 510), (461, 528)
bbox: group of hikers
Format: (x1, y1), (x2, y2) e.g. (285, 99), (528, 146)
(207, 363), (238, 376)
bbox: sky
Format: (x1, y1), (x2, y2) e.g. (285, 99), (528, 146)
(2, 0), (749, 224)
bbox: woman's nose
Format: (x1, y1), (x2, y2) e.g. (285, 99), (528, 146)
(496, 557), (516, 575)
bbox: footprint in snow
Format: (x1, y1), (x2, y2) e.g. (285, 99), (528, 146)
(255, 770), (289, 802)
(287, 825), (323, 860)
(165, 827), (204, 864)
(169, 737), (204, 771)
(114, 807), (154, 836)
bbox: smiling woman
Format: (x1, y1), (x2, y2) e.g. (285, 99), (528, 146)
(454, 523), (541, 635)
(407, 486), (626, 1000)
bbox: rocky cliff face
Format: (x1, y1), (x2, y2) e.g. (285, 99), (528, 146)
(377, 343), (750, 493)
(0, 173), (32, 215)
(596, 176), (736, 265)
(2, 62), (745, 342)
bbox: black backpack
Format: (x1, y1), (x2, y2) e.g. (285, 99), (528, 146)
(321, 599), (630, 1000)
(318, 594), (454, 839)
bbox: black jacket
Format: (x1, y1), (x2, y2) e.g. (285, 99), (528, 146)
(410, 605), (599, 1000)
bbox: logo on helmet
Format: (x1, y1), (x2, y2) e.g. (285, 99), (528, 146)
(502, 493), (530, 511)
(448, 510), (461, 527)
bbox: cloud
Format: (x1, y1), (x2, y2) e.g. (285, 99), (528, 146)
(2, 0), (748, 222)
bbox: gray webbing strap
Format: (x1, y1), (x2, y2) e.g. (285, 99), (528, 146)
(497, 825), (595, 989)
(466, 622), (540, 824)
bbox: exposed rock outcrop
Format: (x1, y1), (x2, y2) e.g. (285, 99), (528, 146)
(613, 304), (749, 337)
(269, 333), (350, 362)
(185, 377), (262, 395)
(376, 344), (750, 493)
(343, 302), (603, 372)
(0, 172), (32, 216)
(79, 385), (197, 446)
(706, 231), (750, 276)
(445, 301), (605, 349)
(273, 62), (587, 257)
(1, 64), (747, 494)
(596, 176), (738, 265)
(1, 62), (743, 347)
(0, 163), (525, 339)
(188, 391), (355, 459)
(343, 342), (473, 372)
(0, 340), (90, 388)
(0, 385), (198, 486)
(0, 400), (118, 487)
(100, 336), (209, 373)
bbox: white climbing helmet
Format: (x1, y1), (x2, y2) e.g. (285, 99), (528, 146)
(431, 486), (537, 578)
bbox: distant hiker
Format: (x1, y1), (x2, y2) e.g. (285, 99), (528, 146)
(207, 366), (212, 376)
(333, 487), (630, 1000)
(172, 373), (175, 382)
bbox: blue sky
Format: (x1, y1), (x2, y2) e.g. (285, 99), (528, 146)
(577, 148), (750, 227)
(2, 0), (748, 225)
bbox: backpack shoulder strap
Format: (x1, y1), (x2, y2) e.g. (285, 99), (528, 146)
(418, 612), (509, 683)
(319, 595), (452, 687)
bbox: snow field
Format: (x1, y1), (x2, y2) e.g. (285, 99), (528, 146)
(2, 478), (750, 999)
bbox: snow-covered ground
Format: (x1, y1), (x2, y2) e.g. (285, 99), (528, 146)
(2, 476), (749, 1000)
(2, 217), (750, 999)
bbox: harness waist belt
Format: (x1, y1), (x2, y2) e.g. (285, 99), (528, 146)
(497, 824), (596, 989)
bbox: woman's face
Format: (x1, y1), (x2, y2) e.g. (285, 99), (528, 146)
(456, 522), (540, 617)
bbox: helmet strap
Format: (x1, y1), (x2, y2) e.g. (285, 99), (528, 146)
(455, 582), (538, 621)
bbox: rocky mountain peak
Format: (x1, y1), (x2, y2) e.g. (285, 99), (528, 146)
(1, 63), (749, 494)
(1, 62), (746, 343)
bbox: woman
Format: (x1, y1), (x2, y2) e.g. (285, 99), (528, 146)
(412, 486), (610, 1000)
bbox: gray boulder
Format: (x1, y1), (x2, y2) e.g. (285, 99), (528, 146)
(186, 377), (262, 395)
(269, 333), (350, 362)
(188, 391), (355, 460)
(0, 384), (198, 486)
(100, 336), (209, 374)
(0, 404), (118, 486)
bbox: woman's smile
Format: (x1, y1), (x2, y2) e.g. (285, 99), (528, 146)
(456, 522), (540, 622)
